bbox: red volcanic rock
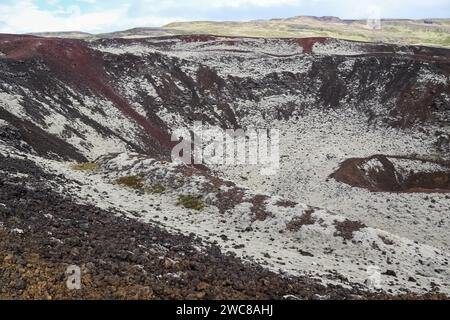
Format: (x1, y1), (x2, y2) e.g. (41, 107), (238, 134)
(331, 155), (450, 193)
(0, 34), (173, 154)
(292, 37), (328, 53)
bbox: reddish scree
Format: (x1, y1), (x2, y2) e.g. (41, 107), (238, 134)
(0, 34), (173, 151)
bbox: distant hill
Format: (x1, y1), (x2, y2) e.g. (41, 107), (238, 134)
(28, 28), (185, 40)
(97, 27), (185, 39)
(163, 16), (450, 48)
(25, 16), (450, 48)
(28, 31), (93, 39)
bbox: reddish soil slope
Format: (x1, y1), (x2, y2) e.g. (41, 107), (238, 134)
(0, 35), (173, 154)
(331, 155), (450, 193)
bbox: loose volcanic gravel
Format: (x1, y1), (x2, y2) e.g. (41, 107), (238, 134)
(1, 154), (447, 300)
(0, 154), (368, 300)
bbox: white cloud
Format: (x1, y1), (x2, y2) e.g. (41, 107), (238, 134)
(0, 0), (183, 33)
(0, 0), (121, 33)
(308, 0), (450, 19)
(208, 0), (301, 8)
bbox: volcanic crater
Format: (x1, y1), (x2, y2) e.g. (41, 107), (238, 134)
(0, 33), (449, 299)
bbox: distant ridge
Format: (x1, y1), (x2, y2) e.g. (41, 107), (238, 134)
(163, 16), (450, 48)
(20, 15), (450, 48)
(97, 27), (185, 39)
(28, 31), (93, 39)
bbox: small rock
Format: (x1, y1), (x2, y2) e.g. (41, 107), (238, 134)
(383, 270), (397, 277)
(196, 282), (209, 291)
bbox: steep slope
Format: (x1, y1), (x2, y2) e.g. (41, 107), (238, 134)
(0, 35), (174, 159)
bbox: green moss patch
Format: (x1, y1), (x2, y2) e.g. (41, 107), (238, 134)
(148, 184), (166, 194)
(71, 162), (99, 172)
(177, 195), (204, 211)
(116, 176), (145, 190)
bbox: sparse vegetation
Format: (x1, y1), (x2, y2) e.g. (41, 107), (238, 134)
(164, 18), (450, 48)
(71, 162), (99, 172)
(440, 36), (450, 46)
(115, 177), (167, 193)
(148, 184), (166, 194)
(116, 175), (145, 190)
(177, 195), (204, 211)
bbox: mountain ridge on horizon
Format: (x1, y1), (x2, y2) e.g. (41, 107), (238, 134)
(13, 15), (450, 49)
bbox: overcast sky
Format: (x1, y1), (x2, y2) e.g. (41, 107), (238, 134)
(1, 0), (449, 34)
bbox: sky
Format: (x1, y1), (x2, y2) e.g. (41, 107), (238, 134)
(0, 0), (449, 34)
